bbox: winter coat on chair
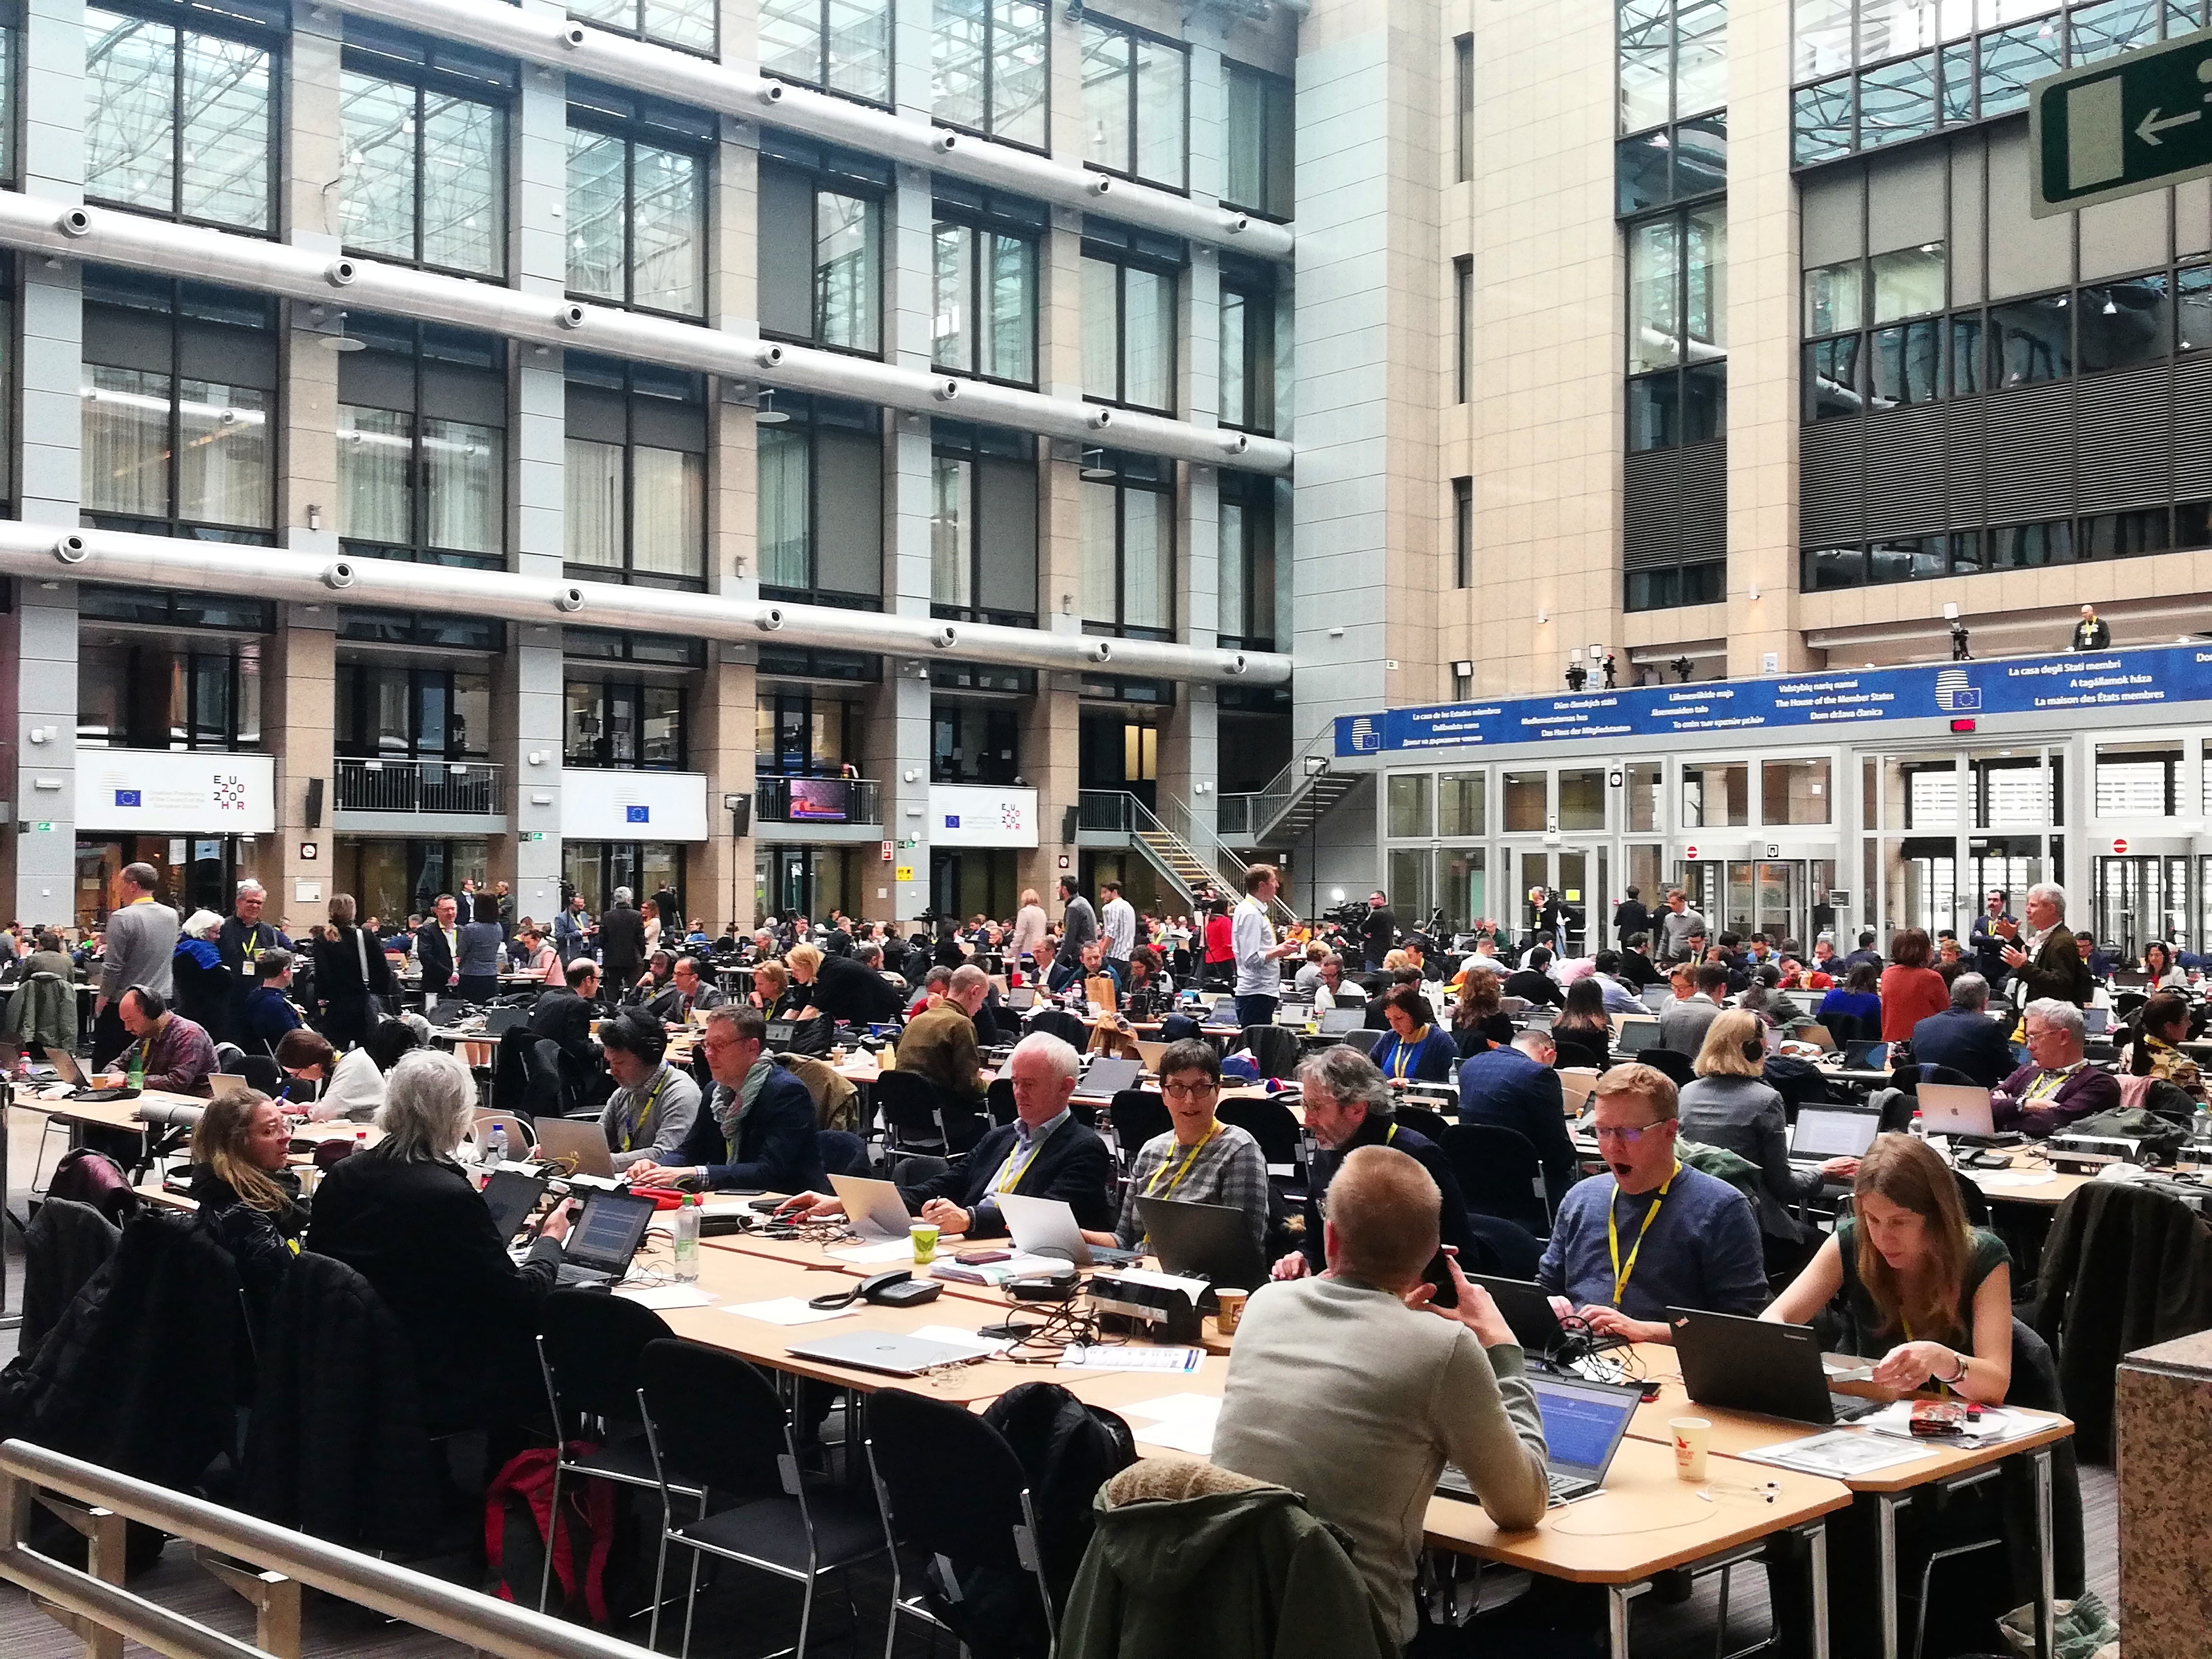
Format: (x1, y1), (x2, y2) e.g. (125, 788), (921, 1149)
(2, 970), (76, 1053)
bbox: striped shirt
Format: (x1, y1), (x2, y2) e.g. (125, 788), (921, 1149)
(1112, 1121), (1272, 1252)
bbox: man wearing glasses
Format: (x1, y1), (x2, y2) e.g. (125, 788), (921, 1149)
(1082, 1038), (1271, 1256)
(1535, 1062), (1766, 1346)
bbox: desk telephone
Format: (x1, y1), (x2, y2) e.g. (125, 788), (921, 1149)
(809, 1269), (942, 1310)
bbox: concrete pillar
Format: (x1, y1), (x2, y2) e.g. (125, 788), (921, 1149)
(1162, 236), (1222, 842)
(260, 613), (336, 937)
(689, 653), (757, 933)
(6, 0), (85, 922)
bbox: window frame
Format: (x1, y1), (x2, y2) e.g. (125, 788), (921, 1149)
(756, 392), (886, 610)
(1079, 451), (1177, 641)
(931, 0), (1051, 152)
(335, 317), (509, 570)
(1219, 259), (1276, 435)
(1454, 34), (1475, 183)
(1624, 202), (1728, 452)
(563, 674), (688, 770)
(76, 636), (262, 751)
(930, 198), (1042, 388)
(1452, 476), (1474, 589)
(338, 28), (516, 280)
(1216, 469), (1275, 650)
(1081, 235), (1182, 416)
(563, 356), (709, 590)
(565, 89), (714, 319)
(1079, 12), (1190, 194)
(1221, 56), (1294, 221)
(929, 420), (1038, 627)
(334, 660), (492, 761)
(565, 0), (716, 58)
(756, 0), (893, 107)
(758, 150), (889, 358)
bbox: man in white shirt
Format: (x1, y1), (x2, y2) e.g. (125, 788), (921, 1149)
(1099, 879), (1137, 968)
(1232, 863), (1301, 1028)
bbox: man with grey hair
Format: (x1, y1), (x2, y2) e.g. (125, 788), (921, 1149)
(2001, 882), (2092, 1007)
(1909, 970), (2016, 1088)
(777, 1030), (1113, 1236)
(94, 862), (178, 1066)
(1992, 997), (2119, 1136)
(217, 879), (289, 1042)
(1273, 1045), (1479, 1296)
(307, 1047), (574, 1432)
(600, 884), (646, 986)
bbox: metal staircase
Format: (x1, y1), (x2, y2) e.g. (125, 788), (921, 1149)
(1079, 789), (1297, 924)
(1220, 737), (1369, 849)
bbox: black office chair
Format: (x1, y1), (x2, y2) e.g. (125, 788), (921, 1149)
(1343, 1028), (1388, 1054)
(233, 1053), (281, 1096)
(867, 1389), (1057, 1659)
(1107, 1089), (1174, 1164)
(1217, 1095), (1306, 1194)
(637, 1339), (886, 1659)
(1637, 1047), (1696, 1086)
(1394, 1103), (1453, 1144)
(1027, 1009), (1090, 1049)
(1443, 1122), (1551, 1236)
(1951, 1167), (1992, 1228)
(871, 1070), (964, 1167)
(986, 1075), (1017, 1126)
(1239, 1024), (1302, 1080)
(1552, 1036), (1607, 1071)
(533, 1291), (674, 1613)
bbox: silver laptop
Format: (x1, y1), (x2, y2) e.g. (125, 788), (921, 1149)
(1916, 1082), (1996, 1138)
(1789, 1107), (1881, 1160)
(785, 1330), (986, 1377)
(1438, 1374), (1639, 1508)
(535, 1116), (616, 1179)
(1318, 1006), (1365, 1037)
(830, 1172), (919, 1243)
(1798, 1023), (1838, 1053)
(209, 1073), (252, 1102)
(998, 1191), (1141, 1268)
(1074, 1056), (1142, 1100)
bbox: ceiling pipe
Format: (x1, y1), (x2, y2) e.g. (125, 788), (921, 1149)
(313, 0), (1292, 262)
(0, 521), (1286, 687)
(0, 194), (1290, 477)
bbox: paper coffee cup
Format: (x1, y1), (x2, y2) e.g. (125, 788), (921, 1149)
(1215, 1287), (1248, 1334)
(910, 1221), (939, 1265)
(1671, 1417), (1712, 1481)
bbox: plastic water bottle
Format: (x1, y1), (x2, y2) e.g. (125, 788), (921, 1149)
(126, 1047), (144, 1091)
(486, 1123), (509, 1166)
(673, 1194), (701, 1283)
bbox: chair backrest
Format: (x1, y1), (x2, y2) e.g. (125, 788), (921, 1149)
(233, 1053), (282, 1096)
(1950, 1167), (1992, 1228)
(1107, 1089), (1174, 1161)
(1443, 1122), (1550, 1234)
(1637, 1046), (1695, 1085)
(1028, 1009), (1090, 1049)
(48, 1148), (141, 1224)
(1215, 1097), (1303, 1172)
(638, 1338), (788, 1502)
(872, 1068), (949, 1135)
(1344, 1029), (1387, 1054)
(539, 1289), (674, 1430)
(1917, 1062), (1980, 1089)
(1394, 1104), (1452, 1144)
(868, 1388), (1033, 1572)
(1240, 1024), (1301, 1080)
(986, 1075), (1018, 1125)
(1552, 1036), (1606, 1071)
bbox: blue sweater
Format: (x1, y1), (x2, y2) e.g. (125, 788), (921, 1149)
(1368, 1026), (1457, 1083)
(1536, 1163), (1766, 1323)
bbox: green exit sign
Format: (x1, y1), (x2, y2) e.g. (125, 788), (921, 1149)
(2031, 25), (2212, 215)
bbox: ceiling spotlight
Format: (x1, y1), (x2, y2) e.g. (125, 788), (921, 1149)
(753, 388), (790, 425)
(320, 332), (366, 352)
(1079, 446), (1115, 481)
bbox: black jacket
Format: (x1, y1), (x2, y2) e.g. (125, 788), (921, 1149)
(173, 945), (234, 1044)
(1298, 1116), (1477, 1299)
(1358, 905), (1396, 967)
(188, 1164), (307, 1318)
(1619, 949), (1665, 990)
(601, 902), (647, 980)
(673, 1065), (830, 1192)
(305, 1150), (564, 1431)
(810, 950), (905, 1026)
(415, 920), (459, 994)
(902, 1114), (1116, 1238)
(18, 1196), (119, 1357)
(529, 986), (599, 1071)
(1501, 968), (1563, 1009)
(1612, 900), (1652, 947)
(311, 925), (394, 1010)
(1909, 1007), (2017, 1089)
(241, 1250), (439, 1553)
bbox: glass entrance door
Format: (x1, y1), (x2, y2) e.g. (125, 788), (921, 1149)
(2095, 855), (2189, 961)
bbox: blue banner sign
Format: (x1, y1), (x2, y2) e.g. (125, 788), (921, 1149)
(1337, 645), (2212, 756)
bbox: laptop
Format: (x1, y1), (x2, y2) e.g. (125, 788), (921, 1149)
(1840, 1039), (1889, 1071)
(1073, 1056), (1143, 1100)
(2082, 1006), (2111, 1035)
(765, 1018), (798, 1047)
(1916, 1082), (1997, 1139)
(1209, 997), (1240, 1026)
(1670, 1308), (1882, 1425)
(534, 1116), (616, 1179)
(1614, 1017), (1660, 1054)
(1788, 1107), (1881, 1161)
(1797, 1023), (1838, 1053)
(1466, 1273), (1626, 1363)
(1134, 1195), (1264, 1288)
(1558, 1070), (1598, 1115)
(999, 1191), (1142, 1268)
(422, 999), (470, 1027)
(1438, 1373), (1640, 1507)
(785, 1330), (987, 1377)
(1007, 986), (1038, 1010)
(209, 1073), (252, 1102)
(482, 1006), (530, 1036)
(553, 1188), (657, 1287)
(45, 1048), (136, 1103)
(1317, 1006), (1365, 1037)
(483, 1167), (551, 1242)
(1640, 985), (1671, 1011)
(1135, 1039), (1170, 1073)
(830, 1173), (921, 1244)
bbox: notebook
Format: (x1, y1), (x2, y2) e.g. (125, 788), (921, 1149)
(554, 1189), (656, 1287)
(785, 1330), (986, 1377)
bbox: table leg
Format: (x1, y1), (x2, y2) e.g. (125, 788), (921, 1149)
(1876, 1492), (1902, 1659)
(0, 1078), (15, 1329)
(2032, 1446), (2056, 1659)
(1606, 1584), (1633, 1659)
(1808, 1520), (1830, 1659)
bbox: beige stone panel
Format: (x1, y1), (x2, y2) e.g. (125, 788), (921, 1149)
(689, 654), (757, 931)
(260, 620), (336, 937)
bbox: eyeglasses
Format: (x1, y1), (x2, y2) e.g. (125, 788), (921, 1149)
(1592, 1120), (1668, 1143)
(1162, 1080), (1216, 1098)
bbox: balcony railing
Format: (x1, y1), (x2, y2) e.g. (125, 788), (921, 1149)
(755, 775), (883, 825)
(335, 757), (502, 816)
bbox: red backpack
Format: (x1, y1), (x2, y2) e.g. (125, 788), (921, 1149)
(483, 1444), (616, 1624)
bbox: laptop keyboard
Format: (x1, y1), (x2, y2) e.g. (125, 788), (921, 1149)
(1829, 1391), (1883, 1423)
(1546, 1472), (1599, 1506)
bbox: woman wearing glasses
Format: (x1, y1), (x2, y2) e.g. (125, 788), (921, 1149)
(1083, 1038), (1272, 1256)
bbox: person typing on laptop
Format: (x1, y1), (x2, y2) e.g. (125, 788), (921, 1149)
(626, 1005), (825, 1194)
(1212, 1145), (1548, 1647)
(1535, 1063), (1766, 1346)
(778, 1032), (1114, 1237)
(594, 1007), (700, 1174)
(1080, 1038), (1270, 1255)
(1990, 999), (2120, 1137)
(97, 986), (217, 1097)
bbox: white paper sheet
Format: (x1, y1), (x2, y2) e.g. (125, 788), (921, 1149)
(613, 1284), (716, 1310)
(1736, 1431), (1937, 1478)
(830, 1239), (922, 1263)
(1118, 1393), (1224, 1425)
(725, 1298), (855, 1326)
(1133, 1418), (1217, 1455)
(910, 1324), (1014, 1357)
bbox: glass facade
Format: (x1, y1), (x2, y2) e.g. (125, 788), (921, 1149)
(567, 0), (714, 54)
(933, 0), (1048, 149)
(932, 187), (1042, 385)
(566, 88), (711, 317)
(758, 142), (889, 356)
(337, 316), (506, 567)
(757, 0), (892, 104)
(1081, 224), (1182, 414)
(85, 0), (278, 231)
(565, 678), (685, 769)
(340, 26), (513, 278)
(1080, 14), (1187, 191)
(1080, 451), (1175, 638)
(757, 393), (885, 607)
(565, 356), (708, 587)
(1222, 59), (1294, 221)
(929, 421), (1038, 625)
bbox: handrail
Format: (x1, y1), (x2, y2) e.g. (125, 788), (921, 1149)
(0, 1439), (649, 1659)
(1079, 788), (1294, 925)
(1226, 728), (1340, 844)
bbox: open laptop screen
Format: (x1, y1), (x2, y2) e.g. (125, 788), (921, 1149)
(1791, 1108), (1880, 1159)
(566, 1190), (655, 1271)
(1531, 1377), (1639, 1479)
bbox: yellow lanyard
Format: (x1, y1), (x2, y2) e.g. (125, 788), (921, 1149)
(1606, 1162), (1680, 1307)
(995, 1130), (1047, 1193)
(1144, 1122), (1221, 1199)
(1388, 1031), (1427, 1079)
(2023, 1067), (2070, 1102)
(616, 1069), (668, 1153)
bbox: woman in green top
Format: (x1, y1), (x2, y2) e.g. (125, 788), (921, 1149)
(1765, 1132), (2013, 1404)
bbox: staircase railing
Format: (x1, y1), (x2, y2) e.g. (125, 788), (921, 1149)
(1223, 729), (1341, 845)
(1075, 789), (1293, 924)
(1156, 794), (1296, 924)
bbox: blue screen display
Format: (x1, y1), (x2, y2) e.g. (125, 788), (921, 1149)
(1536, 1384), (1635, 1470)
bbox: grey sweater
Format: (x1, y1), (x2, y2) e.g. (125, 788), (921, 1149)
(101, 899), (178, 1001)
(1211, 1274), (1551, 1644)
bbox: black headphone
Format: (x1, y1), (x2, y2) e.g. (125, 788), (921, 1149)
(1742, 1034), (1765, 1063)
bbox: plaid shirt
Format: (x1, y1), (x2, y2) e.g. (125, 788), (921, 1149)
(1113, 1122), (1272, 1252)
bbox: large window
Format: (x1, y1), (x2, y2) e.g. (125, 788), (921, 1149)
(1080, 13), (1187, 191)
(78, 636), (262, 750)
(567, 87), (711, 317)
(1454, 256), (1473, 404)
(1625, 204), (1727, 450)
(930, 421), (1037, 625)
(81, 270), (274, 541)
(1217, 471), (1276, 650)
(932, 700), (1021, 785)
(932, 184), (1043, 385)
(85, 0), (279, 232)
(1454, 35), (1475, 184)
(1222, 60), (1293, 220)
(1618, 0), (1728, 215)
(565, 356), (707, 587)
(933, 0), (1048, 149)
(565, 678), (685, 769)
(1081, 224), (1181, 414)
(757, 392), (884, 607)
(337, 316), (505, 568)
(335, 661), (491, 759)
(758, 139), (888, 355)
(567, 0), (713, 55)
(1080, 451), (1174, 638)
(340, 26), (513, 279)
(758, 689), (864, 775)
(757, 0), (891, 104)
(1219, 259), (1276, 434)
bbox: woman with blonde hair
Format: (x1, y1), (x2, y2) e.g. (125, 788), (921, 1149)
(309, 892), (393, 1051)
(748, 957), (790, 1012)
(188, 1089), (307, 1308)
(1681, 1010), (1839, 1242)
